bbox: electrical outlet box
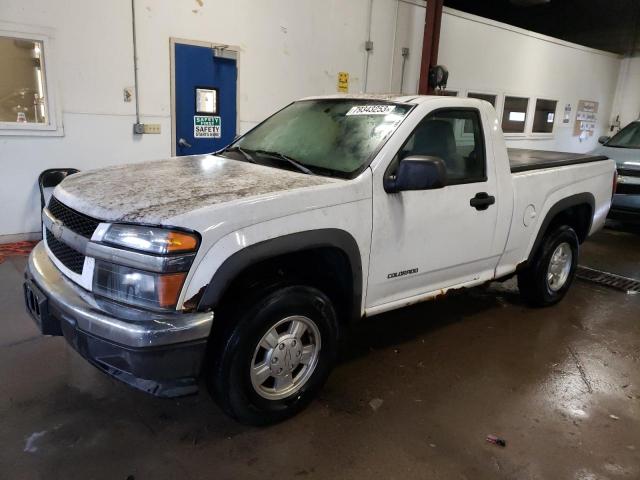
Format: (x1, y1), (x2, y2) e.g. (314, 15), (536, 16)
(133, 123), (161, 134)
(143, 123), (161, 134)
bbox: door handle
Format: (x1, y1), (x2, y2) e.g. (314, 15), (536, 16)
(178, 138), (192, 148)
(470, 192), (495, 211)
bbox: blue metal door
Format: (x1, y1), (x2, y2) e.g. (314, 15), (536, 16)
(174, 43), (237, 156)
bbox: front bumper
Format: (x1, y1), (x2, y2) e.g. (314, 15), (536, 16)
(24, 242), (214, 397)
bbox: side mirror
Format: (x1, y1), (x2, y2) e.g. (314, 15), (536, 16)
(384, 155), (447, 193)
(598, 135), (610, 145)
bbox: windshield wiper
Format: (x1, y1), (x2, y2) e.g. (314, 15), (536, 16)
(253, 150), (314, 175)
(221, 146), (258, 164)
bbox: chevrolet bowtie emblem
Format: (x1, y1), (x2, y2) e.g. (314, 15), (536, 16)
(50, 219), (64, 240)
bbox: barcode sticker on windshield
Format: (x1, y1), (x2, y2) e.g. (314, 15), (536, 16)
(346, 105), (396, 116)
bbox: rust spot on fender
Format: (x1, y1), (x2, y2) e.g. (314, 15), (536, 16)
(183, 285), (207, 312)
(434, 289), (447, 300)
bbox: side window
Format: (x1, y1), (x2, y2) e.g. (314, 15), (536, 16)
(395, 109), (486, 184)
(0, 28), (61, 136)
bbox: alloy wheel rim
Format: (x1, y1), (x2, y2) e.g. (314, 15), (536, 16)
(250, 315), (321, 400)
(547, 242), (573, 292)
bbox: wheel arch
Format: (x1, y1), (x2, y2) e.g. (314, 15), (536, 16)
(196, 228), (363, 322)
(526, 192), (595, 264)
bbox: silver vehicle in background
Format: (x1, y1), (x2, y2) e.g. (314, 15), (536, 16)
(595, 121), (640, 223)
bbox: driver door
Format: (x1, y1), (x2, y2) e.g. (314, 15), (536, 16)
(366, 107), (501, 310)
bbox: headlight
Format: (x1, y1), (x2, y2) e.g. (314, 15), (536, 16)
(93, 260), (187, 310)
(94, 224), (199, 310)
(102, 224), (198, 254)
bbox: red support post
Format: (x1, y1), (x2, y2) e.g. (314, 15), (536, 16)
(418, 0), (444, 94)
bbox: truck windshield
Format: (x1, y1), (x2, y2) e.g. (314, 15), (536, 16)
(605, 121), (640, 149)
(228, 99), (413, 177)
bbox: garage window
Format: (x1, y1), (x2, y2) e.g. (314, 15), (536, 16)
(532, 99), (557, 134)
(0, 28), (60, 136)
(502, 96), (529, 134)
(467, 92), (497, 107)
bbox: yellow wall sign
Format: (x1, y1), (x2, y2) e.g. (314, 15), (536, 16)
(337, 72), (349, 93)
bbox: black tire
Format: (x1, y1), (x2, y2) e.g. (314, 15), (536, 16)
(517, 225), (579, 307)
(206, 285), (339, 426)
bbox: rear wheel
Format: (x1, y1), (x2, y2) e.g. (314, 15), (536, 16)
(517, 225), (579, 307)
(207, 285), (339, 425)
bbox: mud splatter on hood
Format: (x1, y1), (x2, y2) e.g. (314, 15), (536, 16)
(53, 155), (340, 224)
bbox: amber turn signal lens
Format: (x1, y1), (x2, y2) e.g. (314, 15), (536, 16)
(165, 231), (198, 253)
(157, 272), (187, 308)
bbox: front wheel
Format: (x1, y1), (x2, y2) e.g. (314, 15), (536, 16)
(207, 285), (339, 425)
(517, 225), (579, 307)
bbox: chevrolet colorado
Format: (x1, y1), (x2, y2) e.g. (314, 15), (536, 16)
(24, 95), (616, 425)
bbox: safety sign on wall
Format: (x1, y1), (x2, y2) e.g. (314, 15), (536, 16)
(337, 72), (349, 93)
(194, 115), (221, 138)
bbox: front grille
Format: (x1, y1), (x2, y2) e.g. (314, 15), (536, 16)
(46, 229), (86, 274)
(616, 183), (640, 195)
(48, 196), (100, 238)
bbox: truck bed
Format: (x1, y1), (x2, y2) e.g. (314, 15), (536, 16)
(508, 148), (608, 173)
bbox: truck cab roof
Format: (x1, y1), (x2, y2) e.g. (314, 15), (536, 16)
(298, 93), (471, 105)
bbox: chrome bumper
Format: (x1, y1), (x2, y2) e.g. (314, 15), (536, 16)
(26, 241), (214, 348)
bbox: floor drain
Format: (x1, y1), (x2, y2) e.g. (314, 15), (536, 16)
(576, 266), (640, 293)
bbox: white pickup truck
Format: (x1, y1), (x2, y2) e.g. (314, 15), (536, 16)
(24, 94), (616, 425)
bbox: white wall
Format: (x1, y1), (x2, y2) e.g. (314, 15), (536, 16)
(392, 5), (621, 153)
(611, 55), (640, 129)
(0, 0), (393, 237)
(0, 0), (624, 237)
(390, 0), (425, 94)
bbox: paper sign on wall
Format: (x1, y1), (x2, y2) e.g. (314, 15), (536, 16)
(194, 115), (221, 138)
(337, 72), (349, 93)
(573, 100), (598, 137)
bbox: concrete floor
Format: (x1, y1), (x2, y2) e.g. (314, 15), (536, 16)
(1, 225), (639, 480)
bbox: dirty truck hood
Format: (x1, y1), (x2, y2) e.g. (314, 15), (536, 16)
(54, 155), (340, 225)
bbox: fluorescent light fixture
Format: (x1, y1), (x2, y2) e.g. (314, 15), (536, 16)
(509, 111), (525, 122)
(547, 113), (554, 123)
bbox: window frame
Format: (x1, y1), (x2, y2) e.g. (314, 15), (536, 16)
(194, 86), (219, 115)
(501, 94), (531, 137)
(529, 97), (558, 137)
(466, 90), (499, 109)
(0, 22), (62, 136)
(461, 88), (562, 139)
(386, 107), (488, 187)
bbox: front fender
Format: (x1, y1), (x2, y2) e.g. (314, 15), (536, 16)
(179, 200), (372, 317)
(195, 229), (362, 317)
